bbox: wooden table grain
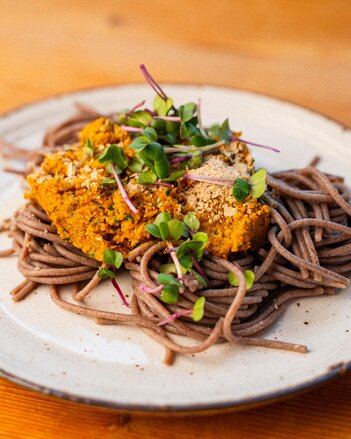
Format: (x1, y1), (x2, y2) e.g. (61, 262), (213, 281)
(0, 1), (350, 437)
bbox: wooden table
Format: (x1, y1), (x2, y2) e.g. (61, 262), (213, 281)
(0, 0), (350, 437)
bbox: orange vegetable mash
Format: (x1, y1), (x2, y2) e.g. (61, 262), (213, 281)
(25, 118), (270, 261)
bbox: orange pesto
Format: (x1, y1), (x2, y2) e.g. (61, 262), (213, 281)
(25, 118), (270, 261)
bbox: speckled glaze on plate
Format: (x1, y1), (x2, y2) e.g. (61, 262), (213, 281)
(0, 84), (350, 413)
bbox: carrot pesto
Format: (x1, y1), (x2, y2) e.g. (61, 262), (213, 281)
(25, 70), (271, 261)
(2, 65), (350, 365)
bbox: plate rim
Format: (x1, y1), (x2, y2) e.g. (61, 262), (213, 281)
(0, 82), (350, 413)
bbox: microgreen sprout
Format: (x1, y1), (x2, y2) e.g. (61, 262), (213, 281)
(125, 99), (146, 118)
(140, 64), (168, 101)
(98, 145), (138, 214)
(111, 278), (129, 307)
(85, 138), (94, 156)
(228, 269), (255, 290)
(232, 168), (268, 202)
(98, 249), (123, 279)
(185, 169), (267, 202)
(157, 296), (206, 326)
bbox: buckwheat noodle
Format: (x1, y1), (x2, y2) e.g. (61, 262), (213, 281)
(1, 105), (350, 365)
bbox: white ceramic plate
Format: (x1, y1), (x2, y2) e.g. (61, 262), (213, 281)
(0, 84), (350, 413)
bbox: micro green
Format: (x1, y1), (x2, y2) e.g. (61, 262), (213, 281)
(99, 145), (128, 170)
(228, 269), (255, 289)
(249, 168), (267, 198)
(85, 138), (94, 156)
(184, 213), (200, 232)
(98, 249), (124, 280)
(153, 95), (173, 116)
(98, 145), (138, 214)
(128, 155), (145, 173)
(97, 267), (116, 279)
(161, 170), (185, 183)
(232, 169), (267, 203)
(159, 285), (179, 305)
(157, 296), (206, 326)
(145, 213), (185, 241)
(138, 170), (157, 184)
(139, 142), (170, 179)
(101, 178), (116, 186)
(103, 249), (123, 269)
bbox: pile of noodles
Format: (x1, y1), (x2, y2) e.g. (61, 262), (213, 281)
(1, 104), (350, 365)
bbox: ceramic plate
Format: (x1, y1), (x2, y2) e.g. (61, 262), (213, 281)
(0, 84), (350, 413)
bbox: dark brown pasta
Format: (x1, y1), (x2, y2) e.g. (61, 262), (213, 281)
(1, 106), (350, 365)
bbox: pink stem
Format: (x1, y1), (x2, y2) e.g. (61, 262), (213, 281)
(190, 253), (210, 284)
(167, 241), (184, 293)
(185, 174), (233, 186)
(170, 155), (192, 164)
(154, 181), (174, 188)
(126, 100), (146, 117)
(140, 64), (168, 101)
(158, 309), (192, 326)
(140, 283), (163, 295)
(120, 125), (143, 133)
(111, 165), (139, 214)
(232, 136), (280, 153)
(154, 116), (181, 122)
(111, 278), (130, 307)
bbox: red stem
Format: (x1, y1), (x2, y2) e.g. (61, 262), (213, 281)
(111, 278), (130, 307)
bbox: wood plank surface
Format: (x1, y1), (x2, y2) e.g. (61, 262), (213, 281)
(0, 0), (350, 438)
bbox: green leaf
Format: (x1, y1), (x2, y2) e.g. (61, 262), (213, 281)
(181, 222), (190, 238)
(249, 168), (267, 199)
(232, 178), (250, 203)
(189, 134), (216, 147)
(128, 110), (153, 128)
(180, 122), (187, 139)
(154, 157), (170, 179)
(142, 127), (158, 142)
(187, 152), (203, 169)
(180, 103), (196, 123)
(184, 121), (199, 137)
(140, 142), (163, 161)
(243, 270), (255, 289)
(162, 170), (185, 183)
(101, 178), (116, 185)
(209, 124), (220, 138)
(192, 297), (206, 322)
(98, 267), (115, 279)
(158, 221), (169, 241)
(129, 136), (149, 151)
(189, 268), (208, 288)
(103, 249), (123, 269)
(228, 269), (255, 289)
(160, 263), (177, 274)
(218, 118), (233, 144)
(179, 253), (193, 270)
(176, 240), (203, 259)
(166, 121), (180, 134)
(85, 138), (94, 156)
(153, 95), (173, 116)
(184, 213), (200, 232)
(128, 155), (144, 173)
(160, 132), (178, 145)
(145, 223), (161, 238)
(160, 285), (179, 305)
(168, 219), (184, 241)
(157, 273), (183, 288)
(98, 145), (128, 170)
(192, 232), (209, 260)
(138, 171), (157, 184)
(155, 212), (172, 225)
